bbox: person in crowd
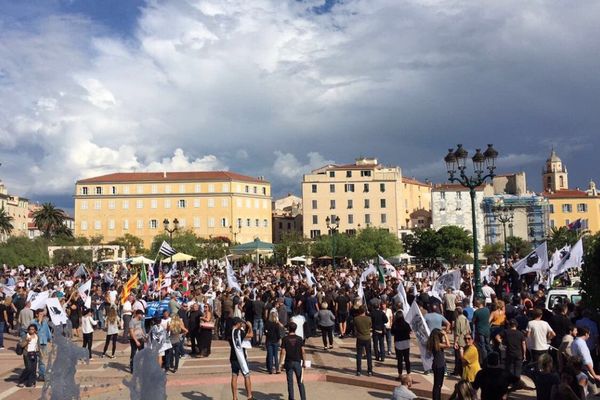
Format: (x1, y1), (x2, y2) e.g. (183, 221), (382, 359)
(453, 306), (470, 376)
(168, 314), (188, 372)
(448, 380), (477, 400)
(371, 302), (389, 362)
(229, 317), (253, 400)
(391, 310), (411, 380)
(18, 324), (38, 388)
(575, 309), (599, 368)
(199, 300), (214, 357)
(424, 304), (450, 333)
(279, 321), (306, 400)
(391, 374), (418, 400)
(489, 299), (506, 358)
(472, 299), (491, 366)
(459, 333), (480, 383)
(128, 309), (146, 373)
(67, 292), (82, 338)
(496, 319), (526, 379)
(427, 328), (451, 400)
(354, 305), (373, 376)
(81, 308), (98, 360)
(473, 352), (520, 400)
(558, 325), (578, 372)
(121, 294), (134, 342)
(570, 326), (600, 382)
(92, 286), (105, 330)
(527, 308), (556, 367)
(382, 302), (394, 356)
(443, 287), (457, 329)
(33, 308), (51, 382)
(0, 296), (7, 349)
(529, 353), (560, 400)
(316, 302), (336, 350)
(290, 308), (306, 343)
(188, 302), (202, 356)
(17, 301), (34, 339)
(149, 315), (171, 371)
(264, 309), (283, 374)
(305, 290), (319, 338)
(335, 289), (350, 339)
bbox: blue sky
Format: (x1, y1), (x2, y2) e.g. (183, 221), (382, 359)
(1, 0), (600, 215)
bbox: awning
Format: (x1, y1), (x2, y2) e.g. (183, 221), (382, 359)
(290, 256), (307, 262)
(164, 252), (196, 263)
(126, 256), (154, 265)
(98, 258), (124, 264)
(230, 238), (274, 255)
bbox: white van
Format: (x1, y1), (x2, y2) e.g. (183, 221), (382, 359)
(546, 287), (582, 310)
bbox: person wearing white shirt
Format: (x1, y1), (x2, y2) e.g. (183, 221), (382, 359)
(18, 324), (39, 388)
(122, 294), (134, 342)
(392, 375), (417, 400)
(481, 283), (495, 305)
(383, 302), (394, 356)
(526, 308), (555, 366)
(81, 309), (98, 360)
(571, 327), (600, 382)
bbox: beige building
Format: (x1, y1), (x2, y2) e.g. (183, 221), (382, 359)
(0, 181), (29, 239)
(301, 158), (432, 238)
(74, 171), (272, 247)
(272, 194), (303, 243)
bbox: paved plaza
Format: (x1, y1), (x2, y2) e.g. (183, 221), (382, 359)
(0, 330), (538, 400)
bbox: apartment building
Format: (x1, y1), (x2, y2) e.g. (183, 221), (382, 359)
(301, 157), (431, 238)
(74, 171), (272, 247)
(0, 181), (29, 239)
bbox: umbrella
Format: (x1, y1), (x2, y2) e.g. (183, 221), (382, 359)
(164, 252), (196, 263)
(290, 256), (307, 263)
(98, 258), (124, 264)
(126, 256), (154, 265)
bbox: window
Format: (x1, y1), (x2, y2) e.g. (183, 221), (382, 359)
(81, 221), (88, 231)
(344, 183), (355, 192)
(95, 186), (102, 195)
(360, 170), (371, 177)
(208, 184), (215, 193)
(348, 214), (354, 224)
(565, 219), (570, 226)
(151, 184), (157, 194)
(165, 185), (172, 194)
(136, 219), (143, 229)
(457, 192), (462, 200)
(363, 183), (369, 192)
(81, 201), (88, 210)
(262, 187), (266, 195)
(208, 198), (215, 208)
(330, 200), (336, 209)
(549, 204), (554, 213)
(582, 219), (589, 229)
(380, 183), (385, 192)
(223, 183), (230, 192)
(381, 213), (387, 224)
(194, 199), (200, 208)
(246, 218), (251, 227)
(310, 230), (321, 239)
(81, 187), (88, 195)
(550, 219), (555, 228)
(577, 203), (588, 212)
(347, 199), (353, 209)
(94, 220), (101, 230)
(221, 218), (228, 228)
(164, 199), (171, 209)
(136, 200), (143, 209)
(108, 200), (115, 209)
(222, 198), (229, 207)
(178, 199), (186, 208)
(245, 185), (249, 193)
(380, 199), (386, 208)
(94, 200), (101, 210)
(122, 200), (129, 209)
(311, 184), (317, 193)
(195, 184), (201, 193)
(312, 215), (318, 225)
(329, 171), (335, 178)
(346, 171), (352, 178)
(178, 184), (185, 193)
(255, 219), (259, 227)
(123, 220), (129, 230)
(562, 204), (572, 213)
(279, 222), (283, 229)
(560, 176), (565, 188)
(440, 191), (446, 200)
(123, 185), (130, 194)
(108, 220), (115, 230)
(365, 214), (371, 224)
(312, 200), (318, 209)
(263, 219), (268, 228)
(150, 199), (157, 209)
(208, 217), (215, 228)
(237, 218), (242, 228)
(364, 199), (370, 209)
(136, 185), (143, 194)
(194, 217), (201, 228)
(253, 186), (257, 194)
(346, 229), (356, 235)
(329, 184), (335, 193)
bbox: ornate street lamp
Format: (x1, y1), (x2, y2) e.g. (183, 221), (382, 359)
(444, 144), (498, 299)
(326, 215), (340, 267)
(229, 224), (241, 243)
(493, 206), (514, 263)
(163, 218), (179, 246)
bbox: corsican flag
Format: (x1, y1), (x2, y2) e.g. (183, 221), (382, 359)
(226, 257), (241, 292)
(304, 266), (317, 287)
(241, 263), (252, 276)
(378, 255), (397, 278)
(551, 245), (570, 270)
(375, 261), (386, 289)
(514, 242), (549, 275)
(553, 239), (584, 276)
(396, 282), (410, 316)
(74, 263), (87, 278)
(158, 241), (177, 257)
(361, 264), (378, 282)
(431, 270), (462, 300)
(405, 301), (433, 371)
(78, 279), (92, 309)
(46, 297), (68, 326)
(28, 290), (50, 311)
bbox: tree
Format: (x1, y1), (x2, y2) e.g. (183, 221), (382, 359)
(52, 247), (92, 265)
(149, 230), (206, 259)
(0, 237), (50, 266)
(483, 242), (504, 263)
(0, 207), (14, 240)
(547, 227), (585, 252)
(274, 232), (310, 264)
(310, 233), (353, 260)
(505, 236), (532, 259)
(435, 226), (472, 266)
(402, 228), (440, 267)
(32, 203), (67, 238)
(350, 227), (403, 261)
(109, 234), (144, 256)
(581, 232), (600, 309)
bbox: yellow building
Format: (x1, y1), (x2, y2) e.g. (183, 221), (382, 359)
(542, 151), (600, 233)
(74, 171), (272, 247)
(301, 157), (431, 238)
(0, 181), (29, 239)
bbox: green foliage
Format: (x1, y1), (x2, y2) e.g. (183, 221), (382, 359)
(402, 228), (440, 266)
(0, 237), (50, 266)
(309, 227), (402, 262)
(274, 232), (310, 263)
(402, 226), (472, 266)
(32, 202), (67, 238)
(109, 234), (144, 256)
(581, 232), (600, 309)
(547, 227), (585, 252)
(148, 231), (228, 260)
(0, 207), (14, 237)
(52, 247), (92, 265)
(505, 236), (532, 258)
(483, 242), (504, 262)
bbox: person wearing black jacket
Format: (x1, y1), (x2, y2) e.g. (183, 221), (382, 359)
(391, 310), (412, 379)
(188, 303), (202, 356)
(371, 303), (388, 362)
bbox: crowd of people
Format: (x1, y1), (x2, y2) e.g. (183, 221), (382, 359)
(0, 258), (594, 399)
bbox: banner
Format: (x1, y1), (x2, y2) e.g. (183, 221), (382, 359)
(396, 282), (410, 315)
(78, 278), (92, 309)
(405, 301), (432, 371)
(46, 297), (68, 326)
(304, 266), (317, 287)
(431, 270), (462, 299)
(226, 257), (241, 292)
(553, 239), (584, 276)
(514, 242), (549, 275)
(28, 290), (50, 311)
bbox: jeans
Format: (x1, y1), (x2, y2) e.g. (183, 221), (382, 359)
(122, 314), (131, 340)
(266, 342), (280, 372)
(373, 331), (385, 361)
(320, 326), (333, 347)
(163, 348), (172, 371)
(307, 313), (318, 337)
(385, 329), (393, 354)
(505, 355), (523, 378)
(103, 333), (117, 356)
(476, 333), (491, 366)
(82, 332), (93, 359)
(130, 339), (144, 372)
(253, 318), (264, 346)
(395, 348), (410, 375)
(356, 338), (373, 373)
(285, 360), (306, 400)
(531, 349), (547, 368)
(21, 352), (38, 387)
(38, 344), (48, 378)
(432, 367), (445, 400)
(94, 308), (104, 329)
(171, 341), (184, 370)
(0, 322), (4, 347)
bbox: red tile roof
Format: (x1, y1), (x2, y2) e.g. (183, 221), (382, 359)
(77, 171), (268, 184)
(543, 189), (597, 199)
(402, 177), (431, 187)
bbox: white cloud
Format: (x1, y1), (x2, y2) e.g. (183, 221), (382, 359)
(144, 148), (227, 172)
(272, 151), (334, 180)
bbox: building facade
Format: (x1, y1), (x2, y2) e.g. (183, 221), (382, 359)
(543, 150), (569, 192)
(301, 158), (432, 239)
(272, 194), (303, 243)
(0, 181), (29, 239)
(74, 171), (272, 247)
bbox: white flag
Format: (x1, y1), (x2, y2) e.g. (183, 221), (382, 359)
(405, 301), (432, 371)
(378, 255), (397, 277)
(396, 282), (410, 316)
(74, 264), (87, 278)
(225, 257), (241, 292)
(1, 285), (15, 298)
(78, 278), (92, 309)
(514, 242), (549, 275)
(553, 239), (584, 276)
(360, 264), (378, 282)
(304, 266), (317, 287)
(551, 245), (570, 270)
(241, 263), (252, 276)
(29, 290), (50, 311)
(357, 279), (364, 300)
(46, 297), (68, 326)
(431, 270), (462, 299)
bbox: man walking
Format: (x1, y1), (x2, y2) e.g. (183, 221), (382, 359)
(354, 306), (373, 376)
(33, 309), (52, 381)
(279, 321), (306, 400)
(128, 310), (146, 373)
(472, 299), (491, 365)
(526, 308), (555, 367)
(229, 317), (253, 400)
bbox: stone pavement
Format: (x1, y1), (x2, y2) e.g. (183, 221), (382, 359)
(0, 329), (537, 399)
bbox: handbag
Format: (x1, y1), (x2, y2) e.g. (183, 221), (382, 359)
(15, 343), (23, 356)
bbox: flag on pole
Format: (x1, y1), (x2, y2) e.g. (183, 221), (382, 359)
(431, 270), (462, 300)
(28, 290), (50, 311)
(361, 263), (377, 282)
(514, 242), (549, 275)
(182, 271), (190, 296)
(396, 282), (410, 316)
(241, 263), (252, 276)
(375, 259), (386, 289)
(121, 273), (139, 304)
(553, 238), (584, 276)
(567, 219), (582, 231)
(74, 263), (87, 278)
(158, 241), (177, 257)
(551, 245), (570, 269)
(378, 255), (397, 278)
(78, 278), (92, 309)
(304, 266), (317, 287)
(226, 257), (241, 292)
(46, 297), (68, 326)
(405, 301), (433, 371)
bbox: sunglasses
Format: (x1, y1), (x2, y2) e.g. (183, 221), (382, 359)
(465, 337), (473, 340)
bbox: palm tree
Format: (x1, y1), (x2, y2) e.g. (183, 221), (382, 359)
(0, 207), (14, 241)
(32, 202), (66, 238)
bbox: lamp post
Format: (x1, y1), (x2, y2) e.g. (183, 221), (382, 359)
(493, 206), (514, 263)
(444, 144), (498, 299)
(229, 224), (241, 243)
(326, 216), (340, 267)
(163, 218), (179, 246)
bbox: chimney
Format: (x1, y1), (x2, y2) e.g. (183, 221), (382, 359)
(163, 171), (167, 178)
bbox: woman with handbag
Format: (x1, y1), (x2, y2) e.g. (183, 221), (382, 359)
(199, 301), (214, 357)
